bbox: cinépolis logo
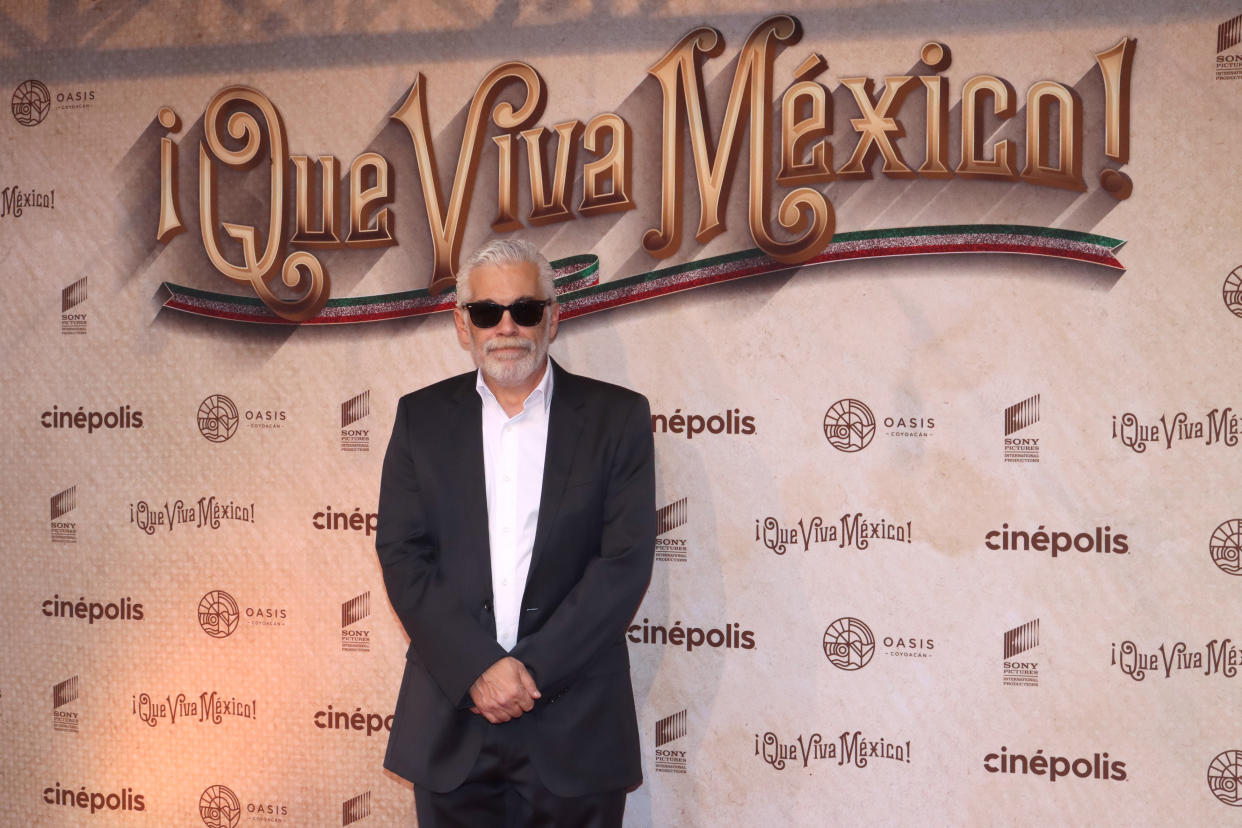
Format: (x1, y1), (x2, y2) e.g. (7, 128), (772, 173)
(651, 408), (755, 439)
(50, 485), (76, 543)
(132, 691), (257, 728)
(984, 523), (1129, 559)
(197, 393), (289, 443)
(983, 746), (1126, 782)
(656, 497), (690, 563)
(52, 675), (80, 733)
(40, 404), (143, 433)
(197, 590), (289, 638)
(43, 782), (145, 816)
(199, 784), (290, 828)
(654, 710), (689, 774)
(341, 592), (371, 652)
(1111, 638), (1241, 682)
(130, 497), (255, 534)
(43, 594), (143, 624)
(313, 704), (394, 737)
(1112, 407), (1238, 453)
(756, 729), (911, 772)
(61, 277), (87, 335)
(341, 390), (370, 452)
(756, 511), (913, 555)
(627, 618), (755, 652)
(313, 505), (378, 537)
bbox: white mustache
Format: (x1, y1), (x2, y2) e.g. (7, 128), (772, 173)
(484, 337), (535, 355)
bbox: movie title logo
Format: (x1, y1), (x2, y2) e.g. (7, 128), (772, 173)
(655, 498), (689, 563)
(153, 18), (1135, 323)
(651, 408), (755, 438)
(1112, 639), (1240, 681)
(197, 590), (289, 638)
(313, 705), (393, 737)
(43, 782), (145, 815)
(1003, 619), (1040, 687)
(341, 592), (371, 652)
(1218, 14), (1242, 80)
(51, 486), (76, 543)
(756, 730), (911, 771)
(52, 675), (80, 733)
(1209, 750), (1242, 805)
(131, 497), (255, 534)
(197, 394), (289, 442)
(1225, 267), (1242, 318)
(43, 595), (144, 624)
(757, 512), (913, 555)
(200, 785), (290, 827)
(984, 523), (1128, 558)
(654, 710), (688, 774)
(1, 184), (55, 217)
(341, 391), (370, 452)
(1003, 394), (1041, 463)
(1210, 520), (1242, 575)
(1112, 408), (1239, 453)
(132, 692), (257, 727)
(313, 506), (378, 537)
(40, 405), (143, 433)
(627, 618), (755, 651)
(343, 792), (371, 826)
(62, 277), (87, 335)
(983, 747), (1126, 782)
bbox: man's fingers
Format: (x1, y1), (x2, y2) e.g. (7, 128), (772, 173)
(518, 667), (541, 699)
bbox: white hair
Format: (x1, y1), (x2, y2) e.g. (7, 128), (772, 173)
(457, 238), (556, 304)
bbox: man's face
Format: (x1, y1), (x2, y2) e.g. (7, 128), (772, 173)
(454, 260), (559, 388)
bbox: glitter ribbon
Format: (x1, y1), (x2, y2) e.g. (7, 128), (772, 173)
(161, 225), (1123, 325)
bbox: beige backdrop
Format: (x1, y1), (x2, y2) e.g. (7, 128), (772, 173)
(3, 2), (1241, 826)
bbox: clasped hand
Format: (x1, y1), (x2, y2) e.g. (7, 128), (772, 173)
(469, 656), (541, 723)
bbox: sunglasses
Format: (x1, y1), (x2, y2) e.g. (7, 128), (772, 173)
(460, 298), (552, 328)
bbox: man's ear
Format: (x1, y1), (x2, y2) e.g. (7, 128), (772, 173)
(547, 301), (560, 343)
(454, 307), (473, 350)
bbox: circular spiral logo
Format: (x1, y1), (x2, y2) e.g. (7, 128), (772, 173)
(823, 399), (876, 452)
(1210, 520), (1242, 576)
(1209, 750), (1242, 806)
(823, 617), (875, 670)
(199, 784), (241, 828)
(198, 590), (240, 639)
(198, 394), (239, 443)
(1224, 267), (1242, 319)
(11, 79), (50, 126)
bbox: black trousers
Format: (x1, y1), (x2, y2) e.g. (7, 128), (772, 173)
(413, 716), (626, 828)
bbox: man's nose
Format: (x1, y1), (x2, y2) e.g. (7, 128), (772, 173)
(495, 308), (520, 333)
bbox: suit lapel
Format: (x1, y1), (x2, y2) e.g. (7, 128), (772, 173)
(528, 360), (584, 581)
(447, 373), (492, 585)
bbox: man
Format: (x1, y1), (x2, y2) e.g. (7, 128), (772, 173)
(376, 238), (656, 827)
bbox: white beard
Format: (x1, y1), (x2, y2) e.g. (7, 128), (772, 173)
(474, 333), (547, 387)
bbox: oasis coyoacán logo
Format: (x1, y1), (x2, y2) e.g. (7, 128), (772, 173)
(1210, 519), (1242, 575)
(823, 399), (935, 453)
(197, 394), (288, 442)
(198, 590), (287, 638)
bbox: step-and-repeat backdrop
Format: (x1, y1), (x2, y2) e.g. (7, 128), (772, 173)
(3, 3), (1241, 825)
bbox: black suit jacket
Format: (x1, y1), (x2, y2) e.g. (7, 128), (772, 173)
(376, 360), (656, 796)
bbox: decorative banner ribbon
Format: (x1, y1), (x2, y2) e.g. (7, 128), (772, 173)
(161, 224), (1124, 325)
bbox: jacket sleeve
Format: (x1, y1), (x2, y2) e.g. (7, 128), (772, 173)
(376, 395), (508, 708)
(510, 392), (656, 692)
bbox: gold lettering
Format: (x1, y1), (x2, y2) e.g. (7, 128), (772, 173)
(347, 152), (394, 247)
(291, 155), (342, 246)
(957, 75), (1017, 179)
(492, 133), (521, 231)
(777, 57), (833, 186)
(1021, 81), (1084, 190)
(918, 77), (951, 178)
(837, 76), (917, 178)
(522, 120), (581, 226)
(156, 107), (184, 242)
(1095, 36), (1136, 199)
(579, 113), (634, 216)
(391, 64), (545, 294)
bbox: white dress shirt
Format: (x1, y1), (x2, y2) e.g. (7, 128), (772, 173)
(476, 362), (553, 651)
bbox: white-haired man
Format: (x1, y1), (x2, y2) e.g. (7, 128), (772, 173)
(377, 238), (655, 827)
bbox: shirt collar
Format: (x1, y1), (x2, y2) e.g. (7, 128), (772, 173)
(475, 359), (554, 415)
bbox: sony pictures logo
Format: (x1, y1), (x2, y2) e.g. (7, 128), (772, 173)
(52, 675), (80, 733)
(51, 485), (76, 543)
(822, 398), (935, 452)
(1003, 394), (1040, 463)
(1209, 750), (1242, 806)
(1218, 14), (1242, 80)
(197, 394), (288, 442)
(341, 391), (370, 452)
(341, 592), (371, 652)
(656, 497), (689, 563)
(343, 791), (371, 825)
(61, 277), (86, 334)
(198, 590), (287, 638)
(1003, 619), (1040, 687)
(1211, 519), (1242, 575)
(654, 710), (688, 774)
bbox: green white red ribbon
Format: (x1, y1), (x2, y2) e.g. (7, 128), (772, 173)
(161, 224), (1124, 325)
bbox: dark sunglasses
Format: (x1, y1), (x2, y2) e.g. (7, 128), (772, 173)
(460, 298), (552, 328)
